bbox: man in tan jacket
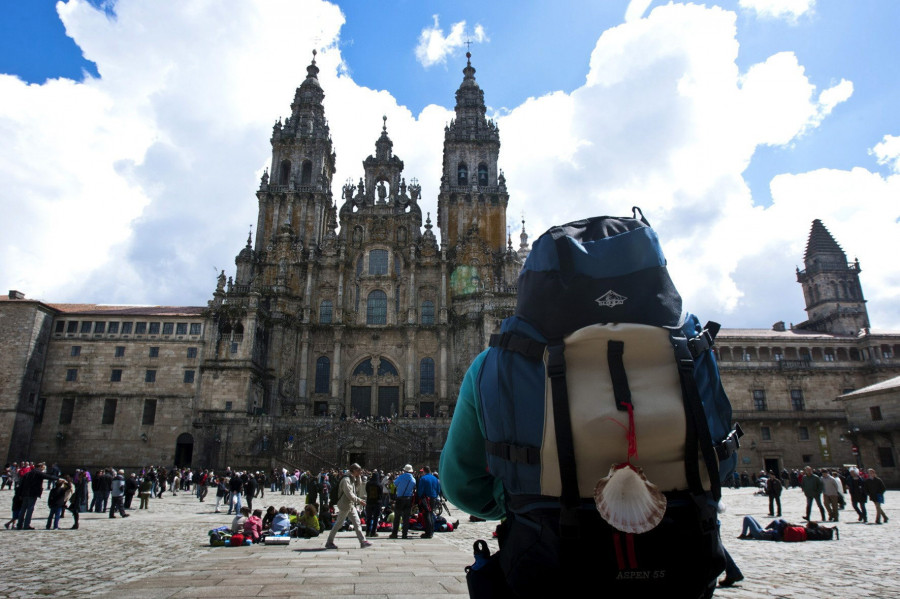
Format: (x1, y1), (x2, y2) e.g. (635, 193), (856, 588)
(325, 463), (372, 549)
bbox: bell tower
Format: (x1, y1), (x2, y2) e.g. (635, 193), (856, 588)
(437, 52), (509, 253)
(253, 50), (336, 276)
(795, 219), (869, 336)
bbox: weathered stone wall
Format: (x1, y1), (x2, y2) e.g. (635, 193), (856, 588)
(0, 299), (53, 462)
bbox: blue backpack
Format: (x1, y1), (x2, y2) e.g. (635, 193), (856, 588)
(476, 209), (742, 598)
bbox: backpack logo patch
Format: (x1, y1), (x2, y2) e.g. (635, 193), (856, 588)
(595, 290), (627, 308)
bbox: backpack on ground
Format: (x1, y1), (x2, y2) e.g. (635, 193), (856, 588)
(804, 522), (838, 541)
(475, 209), (742, 599)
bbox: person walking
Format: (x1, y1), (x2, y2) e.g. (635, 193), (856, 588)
(324, 463), (371, 550)
(847, 468), (868, 522)
(766, 470), (782, 517)
(864, 468), (889, 524)
(801, 466), (826, 521)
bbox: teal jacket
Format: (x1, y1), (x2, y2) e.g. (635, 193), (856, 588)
(439, 351), (506, 520)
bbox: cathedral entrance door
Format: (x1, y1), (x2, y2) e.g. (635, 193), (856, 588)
(351, 386), (372, 418)
(378, 386), (398, 418)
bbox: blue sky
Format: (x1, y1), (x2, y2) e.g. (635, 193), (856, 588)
(1, 0), (899, 330)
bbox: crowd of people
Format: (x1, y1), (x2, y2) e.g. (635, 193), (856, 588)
(210, 463), (448, 548)
(746, 465), (889, 524)
(1, 460), (451, 547)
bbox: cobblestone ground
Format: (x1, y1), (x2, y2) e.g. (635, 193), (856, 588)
(0, 486), (896, 597)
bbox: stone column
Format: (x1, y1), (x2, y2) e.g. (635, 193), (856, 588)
(406, 328), (416, 403)
(298, 327), (310, 400)
(331, 327), (343, 399)
(440, 329), (448, 402)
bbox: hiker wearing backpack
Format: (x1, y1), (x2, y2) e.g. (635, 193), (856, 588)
(324, 464), (372, 550)
(441, 211), (742, 598)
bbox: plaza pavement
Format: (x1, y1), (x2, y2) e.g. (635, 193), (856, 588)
(0, 485), (896, 598)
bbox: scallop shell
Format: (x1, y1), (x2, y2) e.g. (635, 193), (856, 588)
(593, 464), (667, 534)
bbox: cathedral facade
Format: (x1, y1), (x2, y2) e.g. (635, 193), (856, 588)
(1, 55), (898, 484)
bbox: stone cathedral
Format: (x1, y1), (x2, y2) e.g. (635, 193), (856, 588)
(193, 51), (523, 468)
(2, 54), (898, 483)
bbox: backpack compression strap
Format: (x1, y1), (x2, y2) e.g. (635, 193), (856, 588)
(672, 336), (722, 502)
(547, 341), (582, 546)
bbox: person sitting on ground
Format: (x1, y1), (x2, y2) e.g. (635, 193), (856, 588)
(270, 506), (291, 534)
(231, 506), (250, 533)
(294, 503), (322, 538)
(243, 509), (263, 543)
(262, 506), (276, 530)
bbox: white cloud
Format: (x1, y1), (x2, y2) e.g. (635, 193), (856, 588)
(739, 0), (815, 21)
(2, 1), (897, 331)
(415, 15), (487, 68)
(625, 0), (653, 22)
(871, 134), (900, 173)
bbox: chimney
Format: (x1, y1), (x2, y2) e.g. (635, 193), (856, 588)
(8, 290), (25, 300)
(772, 321), (785, 332)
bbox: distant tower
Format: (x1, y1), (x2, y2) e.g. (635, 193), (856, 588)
(437, 52), (509, 253)
(795, 219), (869, 336)
(254, 50), (336, 258)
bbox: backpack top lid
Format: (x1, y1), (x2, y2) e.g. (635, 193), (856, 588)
(516, 208), (684, 338)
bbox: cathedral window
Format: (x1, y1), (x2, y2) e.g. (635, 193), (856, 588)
(752, 389), (767, 411)
(70, 346), (81, 357)
(121, 322), (133, 334)
(233, 323), (244, 343)
(184, 370), (195, 384)
(145, 369), (156, 383)
(315, 357), (330, 393)
(367, 290), (387, 325)
(421, 300), (435, 325)
(80, 321), (92, 334)
(353, 359), (374, 376)
(190, 323), (201, 335)
(163, 322), (174, 335)
(110, 369), (122, 382)
(457, 162), (468, 185)
(107, 322), (119, 334)
(94, 322), (106, 334)
(115, 346), (125, 357)
(301, 160), (313, 185)
(478, 163), (489, 187)
(790, 389), (804, 411)
(55, 321), (65, 334)
(798, 426), (810, 441)
(66, 321), (78, 334)
(187, 347), (197, 359)
(369, 250), (389, 275)
(279, 160), (291, 185)
(66, 369), (78, 382)
(420, 358), (435, 394)
(320, 300), (333, 324)
(761, 426), (772, 441)
(176, 323), (187, 335)
(149, 322), (160, 335)
(378, 359), (399, 376)
(149, 347), (159, 358)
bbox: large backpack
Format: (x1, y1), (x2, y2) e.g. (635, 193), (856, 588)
(477, 209), (742, 598)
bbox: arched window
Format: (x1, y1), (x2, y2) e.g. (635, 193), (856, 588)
(457, 162), (468, 185)
(367, 290), (387, 325)
(421, 300), (435, 325)
(315, 357), (330, 393)
(369, 249), (388, 275)
(319, 300), (333, 324)
(478, 163), (489, 187)
(279, 160), (291, 185)
(232, 323), (244, 343)
(353, 359), (374, 376)
(378, 359), (399, 376)
(300, 160), (313, 185)
(420, 358), (435, 394)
